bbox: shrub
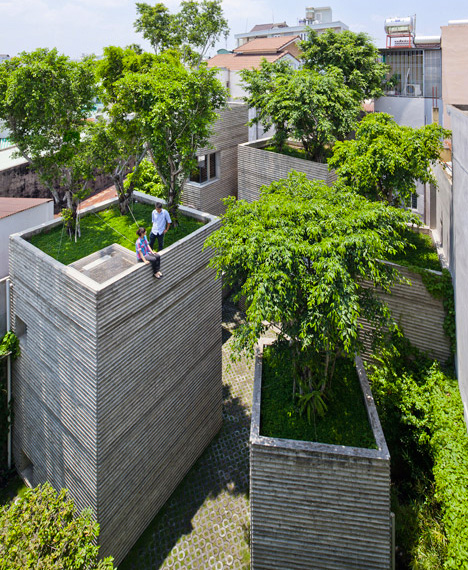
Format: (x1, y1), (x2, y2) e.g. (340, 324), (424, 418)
(0, 483), (114, 569)
(369, 336), (468, 569)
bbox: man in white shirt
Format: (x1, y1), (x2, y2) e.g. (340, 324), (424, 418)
(149, 202), (172, 251)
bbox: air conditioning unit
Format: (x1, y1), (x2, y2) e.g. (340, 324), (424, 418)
(406, 83), (422, 96)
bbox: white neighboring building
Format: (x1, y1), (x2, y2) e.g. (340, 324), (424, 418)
(234, 6), (348, 47)
(0, 198), (53, 335)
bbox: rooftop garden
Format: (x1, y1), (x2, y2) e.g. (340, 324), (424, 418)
(261, 342), (376, 448)
(28, 202), (204, 265)
(386, 228), (442, 272)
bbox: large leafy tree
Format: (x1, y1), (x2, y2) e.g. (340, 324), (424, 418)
(329, 113), (450, 205)
(0, 49), (97, 225)
(205, 172), (417, 416)
(301, 29), (388, 100)
(95, 46), (159, 214)
(134, 2), (176, 54)
(134, 0), (228, 65)
(109, 52), (227, 219)
(241, 61), (361, 162)
(0, 483), (114, 569)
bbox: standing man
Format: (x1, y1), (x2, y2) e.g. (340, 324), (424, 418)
(149, 202), (172, 251)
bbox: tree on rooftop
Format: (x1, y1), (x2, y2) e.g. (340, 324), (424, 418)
(109, 51), (227, 220)
(0, 48), (97, 231)
(94, 46), (157, 215)
(301, 29), (388, 100)
(0, 483), (114, 569)
(241, 61), (361, 162)
(205, 172), (417, 418)
(134, 0), (229, 65)
(328, 112), (451, 205)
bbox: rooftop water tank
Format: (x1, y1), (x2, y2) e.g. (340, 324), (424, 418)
(385, 16), (415, 35)
(448, 19), (468, 25)
(413, 35), (441, 45)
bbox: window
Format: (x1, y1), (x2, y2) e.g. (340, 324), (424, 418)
(190, 153), (218, 184)
(15, 315), (27, 338)
(411, 193), (418, 210)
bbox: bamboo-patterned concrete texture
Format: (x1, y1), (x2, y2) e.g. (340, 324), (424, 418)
(238, 138), (337, 203)
(360, 260), (451, 363)
(9, 193), (222, 564)
(250, 343), (391, 570)
(184, 103), (249, 216)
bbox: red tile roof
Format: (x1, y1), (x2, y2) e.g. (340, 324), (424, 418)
(233, 35), (300, 54)
(207, 52), (294, 71)
(0, 198), (52, 220)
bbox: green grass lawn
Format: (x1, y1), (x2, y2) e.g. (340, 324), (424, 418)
(386, 228), (441, 272)
(260, 343), (376, 448)
(29, 202), (205, 265)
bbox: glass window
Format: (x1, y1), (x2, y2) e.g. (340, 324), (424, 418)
(190, 153), (218, 184)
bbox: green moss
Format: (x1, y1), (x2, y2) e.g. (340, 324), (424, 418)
(260, 344), (376, 448)
(29, 202), (204, 265)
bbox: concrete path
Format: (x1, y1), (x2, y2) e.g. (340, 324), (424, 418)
(119, 302), (253, 570)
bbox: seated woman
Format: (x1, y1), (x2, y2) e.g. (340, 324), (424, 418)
(135, 226), (162, 278)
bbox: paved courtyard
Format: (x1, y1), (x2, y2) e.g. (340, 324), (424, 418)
(119, 302), (254, 570)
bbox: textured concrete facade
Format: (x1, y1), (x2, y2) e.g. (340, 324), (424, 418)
(9, 193), (222, 564)
(183, 104), (249, 216)
(250, 343), (391, 570)
(361, 260), (452, 364)
(444, 106), (468, 425)
(238, 138), (337, 202)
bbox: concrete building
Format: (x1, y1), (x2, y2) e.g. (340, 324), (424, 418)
(432, 105), (468, 427)
(9, 193), (223, 564)
(183, 103), (249, 215)
(234, 6), (348, 47)
(0, 198), (53, 335)
(441, 21), (468, 129)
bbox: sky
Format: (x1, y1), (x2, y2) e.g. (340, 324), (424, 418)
(1, 0), (468, 59)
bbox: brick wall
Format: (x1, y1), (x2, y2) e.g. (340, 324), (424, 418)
(0, 160), (114, 211)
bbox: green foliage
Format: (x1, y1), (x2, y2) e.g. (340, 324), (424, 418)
(206, 172), (417, 413)
(0, 483), (114, 569)
(134, 2), (175, 54)
(0, 332), (20, 360)
(124, 159), (164, 198)
(134, 0), (229, 64)
(386, 229), (441, 272)
(29, 202), (204, 265)
(261, 343), (375, 448)
(329, 113), (450, 205)
(241, 61), (360, 162)
(369, 336), (468, 569)
(107, 51), (226, 218)
(0, 48), (97, 220)
(301, 29), (388, 100)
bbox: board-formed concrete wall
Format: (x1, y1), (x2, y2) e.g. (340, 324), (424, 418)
(9, 193), (222, 564)
(238, 138), (337, 203)
(183, 103), (249, 215)
(360, 260), (452, 364)
(250, 344), (391, 570)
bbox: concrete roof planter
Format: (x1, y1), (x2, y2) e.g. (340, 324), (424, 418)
(238, 137), (337, 203)
(250, 340), (391, 570)
(8, 192), (222, 565)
